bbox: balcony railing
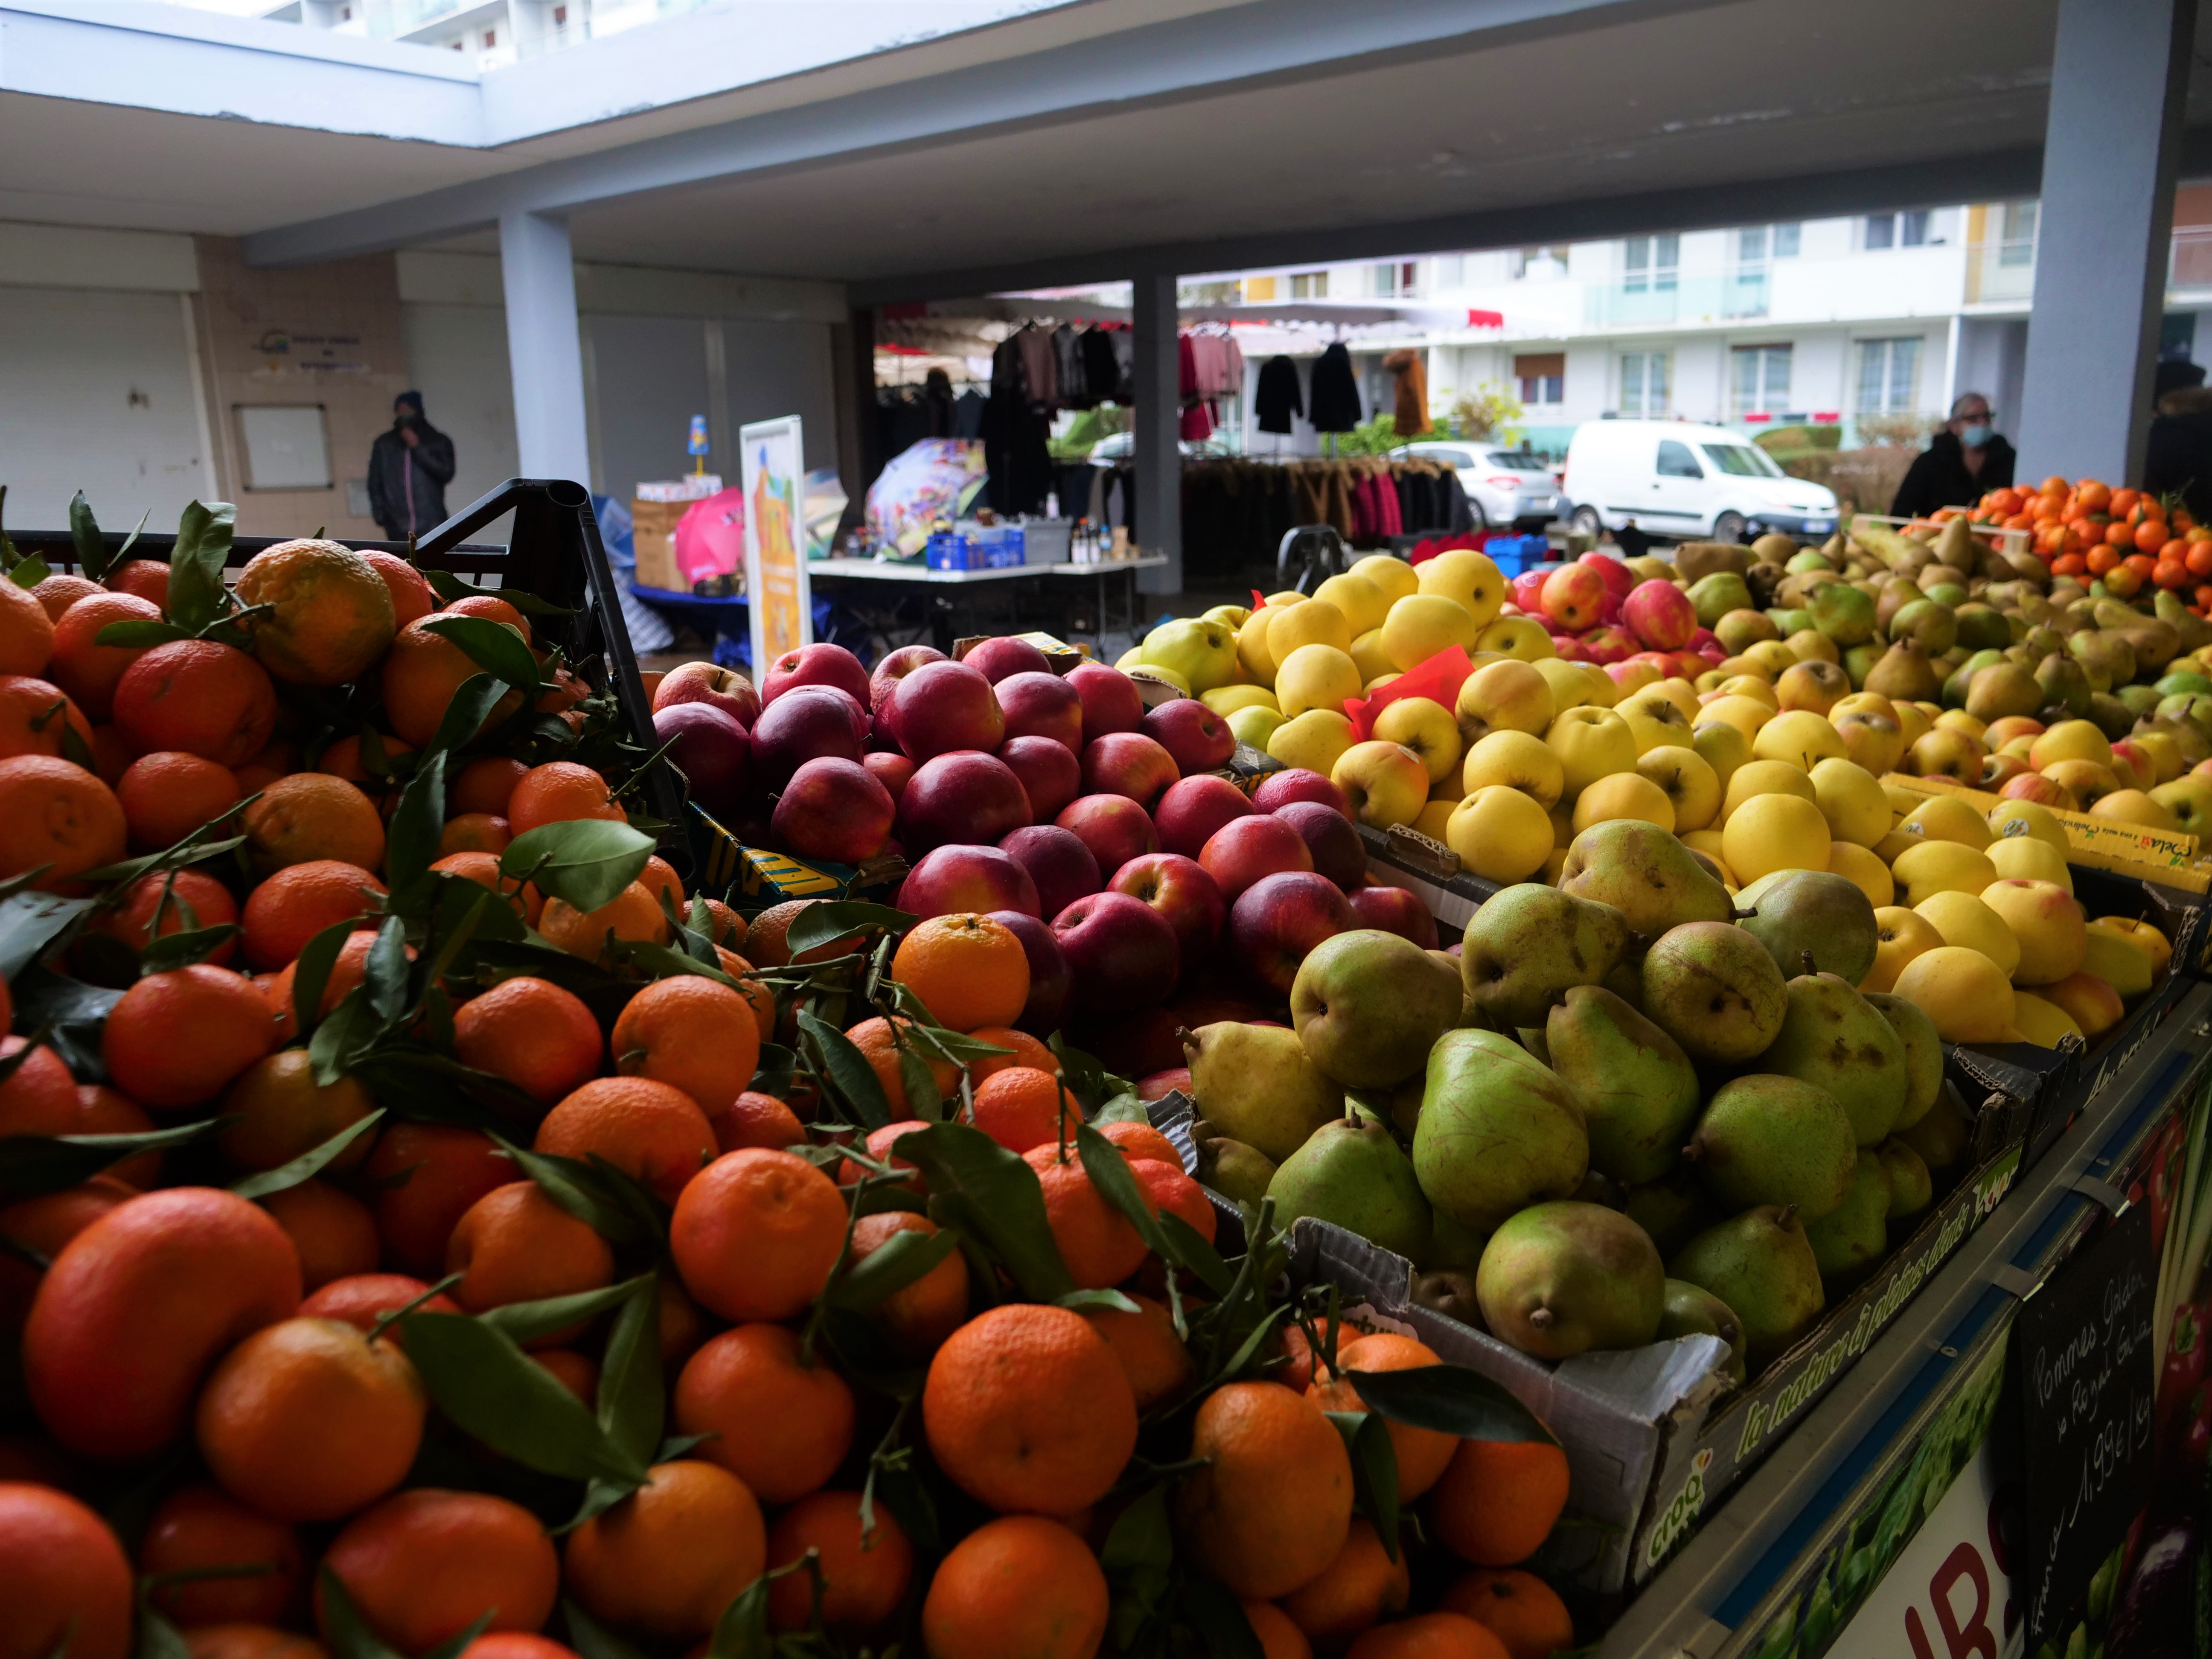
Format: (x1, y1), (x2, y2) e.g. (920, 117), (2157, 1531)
(1583, 272), (1768, 327)
(1964, 238), (2037, 303)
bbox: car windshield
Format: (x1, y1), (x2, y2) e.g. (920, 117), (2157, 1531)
(1486, 450), (1547, 472)
(1700, 442), (1784, 478)
(1406, 447), (1475, 468)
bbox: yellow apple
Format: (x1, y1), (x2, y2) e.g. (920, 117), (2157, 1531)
(1380, 594), (1479, 672)
(2090, 789), (2180, 833)
(1827, 840), (1895, 908)
(1609, 661), (1663, 700)
(1863, 905), (1943, 993)
(1833, 691), (1897, 723)
(1623, 699), (1696, 756)
(1116, 645), (1146, 670)
(1531, 658), (1596, 714)
(2028, 720), (2113, 772)
(1275, 643), (1363, 719)
(1892, 701), (1933, 750)
(1682, 829), (1735, 884)
(1348, 628), (1395, 684)
(1476, 617), (1555, 661)
(1986, 834), (2072, 891)
(1365, 673), (1402, 693)
(1775, 660), (1850, 715)
(1692, 720), (1753, 799)
(1266, 708), (1356, 776)
(2011, 991), (2084, 1049)
(1417, 548), (1506, 628)
(1462, 730), (1566, 810)
(1900, 795), (1992, 850)
(1351, 553), (1420, 607)
(1785, 629), (1839, 664)
(1226, 704), (1287, 751)
(2035, 972), (2125, 1039)
(1744, 640), (1799, 678)
(1446, 786), (1554, 882)
(1892, 946), (2019, 1042)
(1202, 685), (1279, 716)
(1914, 890), (2022, 979)
(1572, 772), (1677, 835)
(1722, 792), (1832, 885)
(1543, 706), (1638, 800)
(1412, 798), (1457, 843)
(2081, 924), (2157, 997)
(1719, 675), (1781, 711)
(1809, 757), (1890, 847)
(1890, 840), (1997, 907)
(1331, 739), (1430, 829)
(1720, 759), (1819, 824)
(1753, 710), (1846, 770)
(1980, 878), (2086, 983)
(2096, 917), (2172, 979)
(1698, 696), (1773, 743)
(1237, 606), (1286, 684)
(1934, 709), (1987, 746)
(1833, 709), (1906, 775)
(1455, 659), (1556, 745)
(1269, 599), (1353, 658)
(1373, 696), (1462, 783)
(1549, 800), (1576, 850)
(1314, 573), (1388, 636)
(2041, 759), (2122, 807)
(1638, 745), (1722, 832)
(1264, 590), (1306, 610)
(2132, 728), (2185, 783)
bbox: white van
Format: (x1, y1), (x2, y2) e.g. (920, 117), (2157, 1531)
(1561, 419), (1839, 544)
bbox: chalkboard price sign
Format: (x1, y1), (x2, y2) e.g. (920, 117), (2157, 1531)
(2016, 1199), (2156, 1647)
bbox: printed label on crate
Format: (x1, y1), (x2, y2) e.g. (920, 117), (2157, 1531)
(1881, 773), (2208, 892)
(1643, 1447), (1715, 1571)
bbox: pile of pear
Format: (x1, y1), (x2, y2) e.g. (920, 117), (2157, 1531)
(1185, 818), (1985, 1388)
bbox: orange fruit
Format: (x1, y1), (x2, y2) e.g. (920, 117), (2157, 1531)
(218, 1050), (377, 1174)
(0, 675), (93, 763)
(32, 573), (101, 621)
(670, 1149), (846, 1323)
(52, 588), (160, 719)
(508, 761), (624, 838)
(453, 1638), (577, 1659)
(0, 1175), (135, 1330)
(537, 882), (667, 960)
(1098, 1119), (1181, 1166)
(534, 1076), (718, 1203)
(848, 1211), (968, 1356)
(920, 1515), (1107, 1659)
(358, 550), (436, 627)
(1310, 1334), (1457, 1501)
(139, 1482), (304, 1628)
(0, 754), (125, 889)
(103, 965), (274, 1111)
(1426, 1438), (1570, 1568)
(445, 1182), (616, 1330)
(260, 1179), (379, 1292)
(243, 772), (387, 873)
(452, 975), (600, 1103)
(0, 1481), (132, 1659)
(429, 850), (540, 924)
(1134, 1158), (1216, 1245)
(1082, 1292), (1195, 1409)
(89, 868), (241, 964)
(84, 724), (131, 785)
(195, 1316), (425, 1522)
(766, 1489), (913, 1633)
(1439, 1569), (1575, 1659)
(923, 1302), (1136, 1514)
(972, 1066), (1080, 1154)
(445, 593), (533, 642)
(673, 1321), (855, 1502)
(113, 640), (277, 768)
(232, 739), (297, 797)
(70, 1085), (162, 1185)
(439, 813), (511, 856)
(1023, 1142), (1152, 1289)
(1346, 1612), (1509, 1659)
(299, 1272), (462, 1337)
(315, 1489), (558, 1651)
(531, 1349), (597, 1403)
(836, 1120), (928, 1189)
(106, 558), (171, 611)
(233, 539), (397, 686)
(116, 751), (244, 850)
(611, 975), (760, 1118)
(316, 736), (415, 796)
(639, 853), (684, 910)
(562, 1461), (763, 1640)
(0, 573), (56, 675)
(1281, 1517), (1410, 1650)
(239, 859), (385, 970)
(451, 755), (528, 818)
(361, 1123), (513, 1278)
(1174, 1381), (1353, 1599)
(963, 1024), (1057, 1082)
(845, 1015), (960, 1116)
(263, 928), (398, 1044)
(1246, 1602), (1316, 1659)
(709, 1090), (807, 1154)
(697, 898), (747, 951)
(379, 617), (526, 750)
(891, 912), (1030, 1032)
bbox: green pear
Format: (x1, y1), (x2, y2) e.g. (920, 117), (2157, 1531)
(1810, 582), (1875, 645)
(1426, 1209), (1489, 1271)
(1624, 1169), (1720, 1258)
(1688, 571), (1754, 628)
(1182, 1022), (1342, 1163)
(1878, 1139), (1933, 1228)
(1461, 885), (1630, 1029)
(1894, 1086), (1972, 1174)
(1862, 992), (1943, 1130)
(1458, 1029), (1556, 1077)
(1292, 929), (1464, 1089)
(1641, 921), (1787, 1064)
(1559, 820), (1734, 937)
(1266, 1115), (1432, 1263)
(1658, 1279), (1748, 1385)
(1735, 870), (1880, 985)
(1670, 1206), (1826, 1373)
(1475, 1201), (1665, 1360)
(1412, 1030), (1589, 1232)
(1546, 985), (1701, 1184)
(1758, 966), (1908, 1146)
(1804, 1151), (1891, 1290)
(1194, 1136), (1276, 1206)
(1685, 1074), (1857, 1221)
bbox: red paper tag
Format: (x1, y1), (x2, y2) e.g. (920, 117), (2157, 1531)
(1343, 644), (1476, 740)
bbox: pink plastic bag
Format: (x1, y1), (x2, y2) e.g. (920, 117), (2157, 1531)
(674, 488), (747, 586)
(1344, 645), (1476, 741)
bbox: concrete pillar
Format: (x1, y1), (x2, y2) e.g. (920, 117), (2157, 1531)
(1131, 270), (1182, 595)
(2015, 0), (2195, 483)
(498, 209), (593, 487)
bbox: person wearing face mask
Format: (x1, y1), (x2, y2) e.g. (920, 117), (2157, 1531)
(367, 391), (457, 543)
(1889, 392), (2014, 520)
(2142, 359), (2212, 523)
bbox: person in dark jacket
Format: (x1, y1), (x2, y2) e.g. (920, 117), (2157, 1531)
(2142, 360), (2212, 523)
(367, 391), (456, 541)
(1889, 391), (2014, 519)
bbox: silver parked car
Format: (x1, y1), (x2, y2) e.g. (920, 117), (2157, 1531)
(1392, 442), (1560, 530)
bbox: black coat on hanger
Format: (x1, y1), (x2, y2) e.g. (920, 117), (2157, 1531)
(1309, 343), (1362, 434)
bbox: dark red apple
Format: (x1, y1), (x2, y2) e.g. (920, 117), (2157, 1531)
(769, 757), (894, 864)
(1136, 1067), (1191, 1103)
(963, 636), (1053, 683)
(1170, 990), (1271, 1027)
(1153, 775), (1254, 860)
(748, 683), (867, 788)
(1229, 871), (1356, 999)
(1081, 731), (1179, 809)
(1054, 795), (1159, 879)
(763, 641), (870, 708)
(1251, 768), (1352, 819)
(896, 750), (1030, 855)
(868, 643), (946, 712)
(1199, 814), (1314, 902)
(1068, 1004), (1185, 1079)
(1140, 699), (1235, 775)
(997, 672), (1085, 754)
(1348, 884), (1439, 949)
(997, 735), (1082, 822)
(988, 909), (1071, 1034)
(888, 661), (1004, 762)
(899, 844), (1040, 920)
(1051, 891), (1180, 1015)
(998, 824), (1100, 920)
(652, 660), (761, 731)
(651, 701), (751, 819)
(862, 751), (914, 805)
(1273, 799), (1365, 891)
(1067, 661), (1145, 745)
(1109, 852), (1226, 962)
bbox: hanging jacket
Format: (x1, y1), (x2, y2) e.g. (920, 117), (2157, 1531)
(1309, 343), (1362, 434)
(1254, 356), (1303, 434)
(1384, 349), (1430, 439)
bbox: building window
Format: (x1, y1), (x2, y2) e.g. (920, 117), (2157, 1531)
(1773, 223), (1801, 257)
(1371, 262), (1418, 297)
(553, 3), (566, 20)
(1623, 235), (1679, 294)
(1508, 245), (1569, 279)
(1856, 338), (1922, 414)
(1621, 352), (1670, 416)
(1865, 211), (1934, 250)
(1515, 353), (1565, 407)
(2000, 201), (2038, 266)
(1732, 344), (1793, 415)
(1289, 271), (1328, 299)
(483, 27), (495, 45)
(1433, 254), (1465, 287)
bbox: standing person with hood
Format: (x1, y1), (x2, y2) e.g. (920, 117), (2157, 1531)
(367, 391), (457, 542)
(1889, 391), (2014, 519)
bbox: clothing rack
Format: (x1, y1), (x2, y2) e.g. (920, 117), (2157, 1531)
(1180, 454), (1473, 587)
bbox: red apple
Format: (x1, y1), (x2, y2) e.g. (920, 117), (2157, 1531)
(769, 757), (894, 864)
(1578, 626), (1634, 664)
(1541, 564), (1607, 632)
(2000, 771), (2076, 807)
(868, 643), (946, 712)
(987, 909), (1071, 1034)
(997, 734), (1083, 821)
(1081, 731), (1180, 809)
(1068, 1004), (1186, 1079)
(963, 636), (1054, 683)
(1109, 852), (1226, 962)
(1170, 990), (1271, 1027)
(1229, 871), (1356, 998)
(652, 660), (761, 731)
(1251, 768), (1351, 820)
(1273, 799), (1365, 890)
(1510, 569), (1548, 613)
(1135, 1067), (1191, 1103)
(747, 684), (865, 788)
(998, 824), (1101, 920)
(896, 750), (1031, 854)
(651, 701), (751, 819)
(763, 642), (870, 707)
(1140, 699), (1235, 775)
(888, 661), (1004, 762)
(1067, 661), (1145, 745)
(862, 751), (914, 804)
(1054, 794), (1159, 878)
(1051, 891), (1180, 1015)
(997, 672), (1085, 754)
(1552, 636), (1593, 663)
(1579, 550), (1635, 604)
(1348, 884), (1438, 949)
(1153, 774), (1255, 860)
(1199, 814), (1314, 902)
(899, 844), (1040, 920)
(1622, 578), (1697, 651)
